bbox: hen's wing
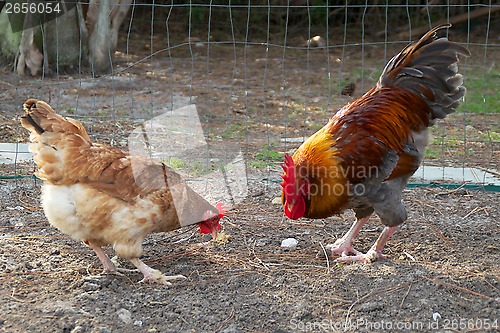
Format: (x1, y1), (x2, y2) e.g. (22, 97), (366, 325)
(21, 99), (218, 229)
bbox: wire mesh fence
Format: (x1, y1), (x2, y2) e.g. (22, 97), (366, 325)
(0, 1), (499, 191)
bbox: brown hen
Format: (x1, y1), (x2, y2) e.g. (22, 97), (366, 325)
(21, 99), (225, 284)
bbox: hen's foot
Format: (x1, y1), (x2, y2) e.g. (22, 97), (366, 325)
(84, 240), (118, 273)
(130, 258), (186, 285)
(139, 271), (187, 285)
(334, 247), (386, 264)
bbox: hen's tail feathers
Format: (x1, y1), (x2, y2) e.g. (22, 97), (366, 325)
(378, 24), (471, 122)
(21, 99), (91, 142)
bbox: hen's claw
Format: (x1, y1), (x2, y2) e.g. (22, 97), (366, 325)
(130, 258), (186, 285)
(139, 272), (187, 285)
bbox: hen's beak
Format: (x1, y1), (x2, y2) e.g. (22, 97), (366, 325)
(211, 228), (219, 240)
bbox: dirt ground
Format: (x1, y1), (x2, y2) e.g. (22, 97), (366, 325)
(0, 178), (498, 333)
(0, 32), (499, 332)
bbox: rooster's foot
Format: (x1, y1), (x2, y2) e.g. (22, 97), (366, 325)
(326, 238), (363, 257)
(334, 248), (386, 264)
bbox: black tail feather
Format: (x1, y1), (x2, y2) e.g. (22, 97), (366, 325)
(21, 113), (45, 135)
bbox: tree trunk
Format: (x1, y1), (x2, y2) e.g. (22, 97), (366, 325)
(0, 1), (130, 75)
(88, 0), (112, 73)
(44, 5), (88, 73)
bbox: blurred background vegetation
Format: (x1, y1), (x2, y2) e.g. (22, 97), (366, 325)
(128, 1), (498, 40)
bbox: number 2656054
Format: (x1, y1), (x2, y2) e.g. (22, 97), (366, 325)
(443, 318), (498, 330)
(5, 2), (61, 14)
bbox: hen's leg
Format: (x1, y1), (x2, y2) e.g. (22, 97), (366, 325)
(84, 241), (117, 273)
(129, 258), (186, 285)
(336, 226), (397, 263)
(326, 215), (371, 256)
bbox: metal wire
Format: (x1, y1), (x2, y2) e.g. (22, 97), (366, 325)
(1, 2), (499, 190)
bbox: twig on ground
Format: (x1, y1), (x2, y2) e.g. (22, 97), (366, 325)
(423, 276), (493, 300)
(345, 282), (412, 326)
(216, 305), (235, 331)
(463, 206), (487, 220)
(435, 182), (469, 196)
(403, 251), (416, 261)
(424, 223), (453, 248)
(319, 242), (330, 273)
(400, 283), (412, 308)
(415, 200), (445, 217)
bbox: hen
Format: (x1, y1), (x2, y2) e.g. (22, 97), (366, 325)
(21, 99), (226, 284)
(281, 24), (470, 263)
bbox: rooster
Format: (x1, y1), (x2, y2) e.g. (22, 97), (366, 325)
(21, 99), (226, 284)
(281, 24), (470, 263)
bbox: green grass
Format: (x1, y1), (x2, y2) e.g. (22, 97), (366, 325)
(191, 161), (210, 175)
(425, 148), (439, 159)
(221, 124), (245, 139)
(460, 68), (500, 113)
(164, 156), (227, 175)
(481, 131), (500, 142)
(249, 146), (284, 168)
(65, 106), (76, 114)
(164, 157), (186, 170)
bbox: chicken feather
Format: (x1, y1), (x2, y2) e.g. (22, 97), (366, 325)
(21, 99), (226, 284)
(281, 24), (470, 263)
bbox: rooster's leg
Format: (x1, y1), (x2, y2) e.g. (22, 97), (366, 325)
(326, 215), (371, 257)
(84, 240), (118, 273)
(129, 258), (186, 285)
(335, 226), (397, 263)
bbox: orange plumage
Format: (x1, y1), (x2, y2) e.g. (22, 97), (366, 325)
(281, 24), (470, 262)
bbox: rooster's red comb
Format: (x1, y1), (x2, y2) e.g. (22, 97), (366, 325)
(280, 153), (296, 188)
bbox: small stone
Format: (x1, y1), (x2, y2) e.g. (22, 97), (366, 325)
(281, 238), (298, 248)
(133, 320), (143, 327)
(6, 206), (24, 211)
(432, 312), (441, 321)
(116, 308), (133, 325)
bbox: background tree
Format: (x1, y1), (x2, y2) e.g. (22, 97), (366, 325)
(0, 0), (131, 75)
